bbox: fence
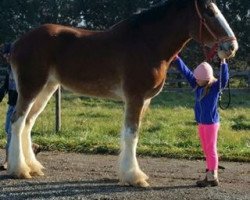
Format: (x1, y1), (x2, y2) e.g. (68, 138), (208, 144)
(1, 67), (250, 88)
(166, 69), (250, 89)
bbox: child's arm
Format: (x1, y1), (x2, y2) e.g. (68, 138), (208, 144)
(172, 57), (196, 88)
(0, 74), (8, 102)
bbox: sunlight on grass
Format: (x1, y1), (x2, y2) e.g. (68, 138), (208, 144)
(0, 90), (249, 161)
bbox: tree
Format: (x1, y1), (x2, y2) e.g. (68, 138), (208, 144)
(0, 0), (249, 69)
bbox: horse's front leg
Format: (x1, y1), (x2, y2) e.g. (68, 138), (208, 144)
(119, 98), (151, 187)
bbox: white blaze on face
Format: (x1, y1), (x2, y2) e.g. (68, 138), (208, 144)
(211, 3), (235, 38)
(211, 3), (238, 58)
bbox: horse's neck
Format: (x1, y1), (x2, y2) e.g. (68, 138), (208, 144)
(143, 18), (191, 62)
(120, 4), (192, 62)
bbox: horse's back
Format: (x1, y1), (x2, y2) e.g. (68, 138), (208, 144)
(12, 24), (96, 61)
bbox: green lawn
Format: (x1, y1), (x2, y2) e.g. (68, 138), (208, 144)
(0, 88), (249, 162)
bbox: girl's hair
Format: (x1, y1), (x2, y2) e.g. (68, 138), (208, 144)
(193, 78), (217, 101)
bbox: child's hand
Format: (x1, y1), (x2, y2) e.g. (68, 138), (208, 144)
(172, 54), (179, 61)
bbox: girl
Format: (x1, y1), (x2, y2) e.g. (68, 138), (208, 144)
(172, 56), (229, 187)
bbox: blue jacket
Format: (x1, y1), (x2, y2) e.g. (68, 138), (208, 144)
(173, 57), (229, 124)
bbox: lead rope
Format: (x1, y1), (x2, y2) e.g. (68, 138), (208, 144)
(218, 63), (231, 110)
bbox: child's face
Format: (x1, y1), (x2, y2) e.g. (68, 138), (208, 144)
(196, 79), (208, 87)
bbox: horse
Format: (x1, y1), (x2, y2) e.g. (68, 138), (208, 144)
(8, 0), (238, 187)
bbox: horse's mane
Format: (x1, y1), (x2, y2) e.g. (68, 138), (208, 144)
(127, 0), (192, 28)
(111, 0), (215, 30)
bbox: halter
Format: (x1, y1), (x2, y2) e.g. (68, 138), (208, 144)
(194, 0), (236, 61)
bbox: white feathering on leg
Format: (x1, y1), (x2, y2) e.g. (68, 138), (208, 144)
(8, 116), (31, 178)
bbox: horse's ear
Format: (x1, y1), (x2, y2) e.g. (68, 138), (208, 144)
(208, 0), (217, 5)
(197, 0), (216, 9)
(209, 0), (217, 5)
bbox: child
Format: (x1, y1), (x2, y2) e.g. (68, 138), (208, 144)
(172, 56), (229, 187)
(0, 43), (40, 170)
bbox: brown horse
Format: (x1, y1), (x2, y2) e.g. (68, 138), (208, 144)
(8, 0), (238, 187)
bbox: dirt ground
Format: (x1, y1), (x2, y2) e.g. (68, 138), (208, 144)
(0, 149), (249, 200)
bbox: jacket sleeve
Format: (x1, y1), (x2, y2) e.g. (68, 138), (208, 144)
(172, 57), (196, 88)
(0, 74), (8, 102)
(214, 62), (229, 90)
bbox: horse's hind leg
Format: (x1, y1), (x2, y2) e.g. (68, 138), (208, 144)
(119, 98), (151, 187)
(22, 82), (59, 176)
(8, 96), (35, 178)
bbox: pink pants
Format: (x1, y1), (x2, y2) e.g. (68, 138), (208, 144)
(198, 123), (220, 171)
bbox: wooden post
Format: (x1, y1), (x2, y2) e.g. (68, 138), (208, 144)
(55, 86), (61, 132)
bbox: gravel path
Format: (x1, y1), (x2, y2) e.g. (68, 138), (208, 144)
(0, 149), (249, 200)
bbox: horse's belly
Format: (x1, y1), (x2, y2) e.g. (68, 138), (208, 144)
(60, 78), (124, 101)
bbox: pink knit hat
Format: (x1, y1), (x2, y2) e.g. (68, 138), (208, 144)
(193, 62), (214, 81)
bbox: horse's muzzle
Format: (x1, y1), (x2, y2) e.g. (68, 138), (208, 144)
(218, 39), (238, 59)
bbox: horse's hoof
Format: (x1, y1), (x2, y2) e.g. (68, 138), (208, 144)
(118, 179), (150, 187)
(119, 173), (150, 187)
(30, 170), (44, 176)
(28, 160), (45, 176)
(134, 180), (150, 187)
(118, 181), (129, 186)
(119, 167), (150, 188)
(8, 165), (32, 179)
(19, 171), (32, 179)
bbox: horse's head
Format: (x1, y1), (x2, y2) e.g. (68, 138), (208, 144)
(189, 0), (238, 59)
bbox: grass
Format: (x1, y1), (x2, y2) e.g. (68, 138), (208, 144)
(0, 88), (249, 162)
